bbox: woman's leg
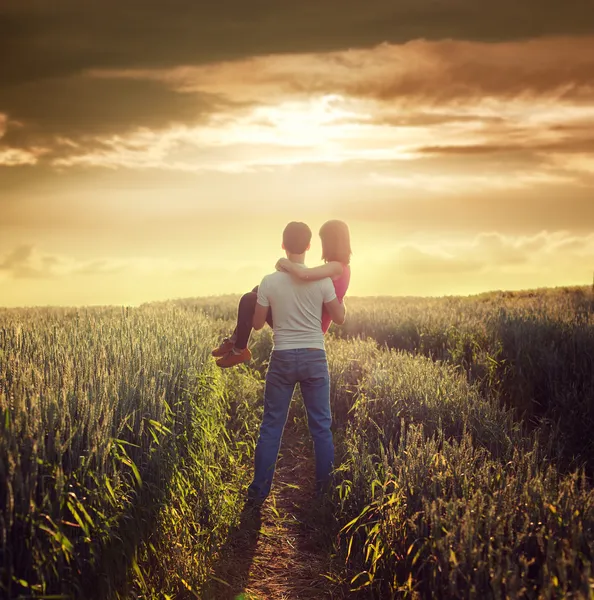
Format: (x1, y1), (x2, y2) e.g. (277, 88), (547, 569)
(234, 287), (259, 349)
(213, 286), (262, 357)
(229, 286), (257, 341)
(234, 286), (273, 349)
(216, 285), (274, 367)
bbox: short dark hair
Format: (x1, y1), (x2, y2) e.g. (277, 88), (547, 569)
(283, 221), (312, 254)
(320, 220), (352, 264)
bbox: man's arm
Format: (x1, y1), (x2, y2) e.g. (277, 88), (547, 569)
(324, 297), (346, 325)
(252, 302), (269, 331)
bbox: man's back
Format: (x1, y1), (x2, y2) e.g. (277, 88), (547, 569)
(257, 267), (336, 351)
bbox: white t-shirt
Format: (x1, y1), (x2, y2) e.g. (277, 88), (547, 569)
(257, 265), (336, 351)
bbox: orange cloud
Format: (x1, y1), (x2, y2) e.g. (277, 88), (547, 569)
(0, 147), (43, 166)
(2, 36), (579, 176)
(97, 36), (594, 105)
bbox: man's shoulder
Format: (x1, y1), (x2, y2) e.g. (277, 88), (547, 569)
(260, 271), (290, 290)
(262, 271), (288, 283)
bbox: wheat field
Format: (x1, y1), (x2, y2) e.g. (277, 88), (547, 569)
(1, 288), (593, 598)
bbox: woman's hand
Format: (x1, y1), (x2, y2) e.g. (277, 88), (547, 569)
(275, 257), (293, 273)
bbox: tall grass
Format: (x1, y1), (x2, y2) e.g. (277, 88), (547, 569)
(164, 288), (594, 597)
(2, 286), (593, 599)
(0, 305), (261, 598)
(334, 290), (594, 471)
(177, 288), (594, 468)
(326, 338), (594, 599)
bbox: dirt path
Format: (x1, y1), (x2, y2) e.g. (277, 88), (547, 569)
(202, 419), (340, 599)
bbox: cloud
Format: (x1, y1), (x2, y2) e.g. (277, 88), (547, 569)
(0, 243), (276, 306)
(346, 230), (594, 297)
(389, 231), (594, 278)
(0, 147), (43, 166)
(2, 232), (592, 305)
(0, 36), (593, 176)
(0, 245), (123, 279)
(0, 74), (235, 151)
(1, 149), (592, 244)
(0, 113), (46, 165)
(1, 36), (590, 174)
(395, 245), (483, 275)
(2, 0), (593, 88)
(0, 244), (238, 280)
(0, 245), (66, 278)
(0, 244), (167, 279)
(417, 136), (594, 156)
(22, 95), (594, 176)
(109, 36), (594, 105)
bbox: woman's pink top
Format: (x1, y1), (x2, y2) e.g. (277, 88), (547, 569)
(321, 264), (351, 333)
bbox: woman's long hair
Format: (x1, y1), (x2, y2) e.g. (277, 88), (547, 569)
(319, 220), (351, 265)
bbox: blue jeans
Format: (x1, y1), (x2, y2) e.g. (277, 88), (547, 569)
(248, 348), (334, 501)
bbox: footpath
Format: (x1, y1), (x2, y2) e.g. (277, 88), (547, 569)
(202, 414), (340, 599)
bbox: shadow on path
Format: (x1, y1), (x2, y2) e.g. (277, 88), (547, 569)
(201, 502), (262, 599)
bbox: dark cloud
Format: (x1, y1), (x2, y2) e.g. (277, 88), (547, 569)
(418, 136), (594, 156)
(0, 74), (232, 149)
(283, 37), (594, 104)
(370, 113), (509, 128)
(1, 0), (593, 88)
(1, 31), (593, 163)
(108, 37), (594, 111)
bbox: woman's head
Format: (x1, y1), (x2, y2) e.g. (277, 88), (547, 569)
(319, 220), (351, 265)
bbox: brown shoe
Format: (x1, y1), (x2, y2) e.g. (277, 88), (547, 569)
(216, 348), (252, 368)
(212, 338), (235, 357)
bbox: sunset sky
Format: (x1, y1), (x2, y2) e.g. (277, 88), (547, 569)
(1, 1), (593, 306)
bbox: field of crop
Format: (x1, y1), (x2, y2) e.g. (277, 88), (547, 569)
(1, 287), (594, 599)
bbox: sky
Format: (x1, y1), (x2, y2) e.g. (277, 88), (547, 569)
(1, 1), (593, 306)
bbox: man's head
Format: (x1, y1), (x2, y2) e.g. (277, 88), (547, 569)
(282, 221), (312, 256)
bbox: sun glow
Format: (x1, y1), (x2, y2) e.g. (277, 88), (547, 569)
(3, 36), (594, 305)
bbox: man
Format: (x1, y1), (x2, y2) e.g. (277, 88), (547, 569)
(248, 221), (346, 503)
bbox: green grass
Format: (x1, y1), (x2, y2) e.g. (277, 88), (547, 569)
(326, 338), (594, 598)
(1, 286), (594, 599)
(0, 305), (262, 598)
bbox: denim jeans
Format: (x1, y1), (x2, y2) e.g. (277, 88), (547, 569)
(247, 348), (334, 501)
